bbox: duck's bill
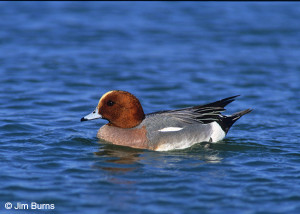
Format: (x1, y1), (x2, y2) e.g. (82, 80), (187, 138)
(81, 108), (102, 122)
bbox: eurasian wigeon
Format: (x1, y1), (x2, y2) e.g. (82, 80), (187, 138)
(81, 90), (252, 151)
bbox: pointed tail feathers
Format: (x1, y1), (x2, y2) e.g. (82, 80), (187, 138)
(220, 109), (253, 133)
(201, 95), (240, 109)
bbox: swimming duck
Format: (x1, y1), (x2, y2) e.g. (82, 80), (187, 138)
(81, 90), (251, 151)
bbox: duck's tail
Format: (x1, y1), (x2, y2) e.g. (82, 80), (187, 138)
(219, 109), (253, 133)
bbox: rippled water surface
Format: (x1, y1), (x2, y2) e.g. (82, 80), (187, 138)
(1, 2), (300, 214)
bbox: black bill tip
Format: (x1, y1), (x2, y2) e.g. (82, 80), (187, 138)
(81, 117), (87, 122)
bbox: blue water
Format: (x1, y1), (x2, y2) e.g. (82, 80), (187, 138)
(1, 2), (300, 214)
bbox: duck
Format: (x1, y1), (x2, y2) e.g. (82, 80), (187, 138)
(81, 90), (252, 151)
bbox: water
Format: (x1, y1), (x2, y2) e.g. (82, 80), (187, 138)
(1, 2), (300, 214)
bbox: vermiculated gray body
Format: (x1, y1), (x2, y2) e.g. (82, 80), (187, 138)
(137, 96), (252, 151)
(139, 113), (215, 151)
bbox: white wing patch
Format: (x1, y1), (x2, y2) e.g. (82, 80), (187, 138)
(158, 127), (183, 132)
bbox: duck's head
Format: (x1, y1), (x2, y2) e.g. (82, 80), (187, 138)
(81, 90), (145, 128)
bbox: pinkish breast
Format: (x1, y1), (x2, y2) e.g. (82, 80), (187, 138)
(97, 125), (150, 150)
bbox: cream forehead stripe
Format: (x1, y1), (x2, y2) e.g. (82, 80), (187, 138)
(98, 91), (114, 106)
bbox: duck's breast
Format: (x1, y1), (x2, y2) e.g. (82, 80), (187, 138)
(97, 124), (149, 149)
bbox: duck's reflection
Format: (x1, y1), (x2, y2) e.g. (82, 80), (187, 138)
(93, 141), (144, 173)
(92, 140), (224, 175)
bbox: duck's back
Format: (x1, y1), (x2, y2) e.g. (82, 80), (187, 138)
(142, 113), (217, 151)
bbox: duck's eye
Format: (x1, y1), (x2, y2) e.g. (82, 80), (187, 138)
(107, 100), (115, 106)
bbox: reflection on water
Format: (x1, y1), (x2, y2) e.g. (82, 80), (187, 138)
(93, 140), (223, 175)
(93, 142), (144, 173)
(160, 142), (224, 162)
